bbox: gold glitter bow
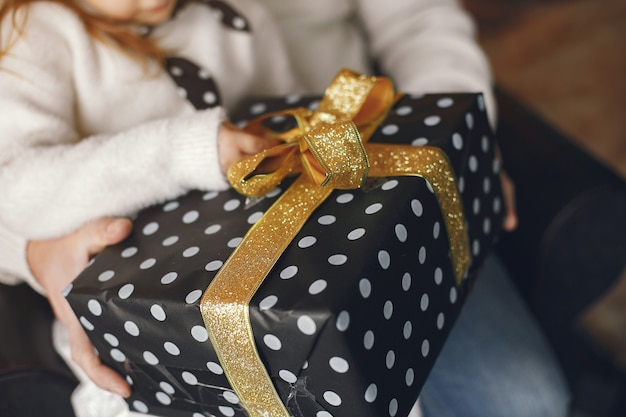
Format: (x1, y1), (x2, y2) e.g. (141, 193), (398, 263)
(200, 69), (471, 417)
(227, 69), (397, 197)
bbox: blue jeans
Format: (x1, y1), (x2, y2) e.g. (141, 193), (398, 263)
(419, 254), (571, 417)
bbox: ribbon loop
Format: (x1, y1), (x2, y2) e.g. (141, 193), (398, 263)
(228, 69), (389, 195)
(244, 108), (313, 140)
(228, 119), (369, 195)
(312, 69), (395, 127)
(227, 141), (300, 197)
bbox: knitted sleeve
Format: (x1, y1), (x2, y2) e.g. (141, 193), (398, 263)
(357, 0), (497, 125)
(0, 5), (228, 240)
(0, 224), (43, 293)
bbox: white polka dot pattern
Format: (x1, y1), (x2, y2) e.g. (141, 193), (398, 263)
(165, 57), (222, 111)
(66, 93), (504, 417)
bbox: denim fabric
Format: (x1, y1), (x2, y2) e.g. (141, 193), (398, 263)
(419, 254), (571, 417)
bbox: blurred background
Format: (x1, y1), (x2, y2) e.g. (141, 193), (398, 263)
(462, 0), (626, 416)
(464, 0), (625, 178)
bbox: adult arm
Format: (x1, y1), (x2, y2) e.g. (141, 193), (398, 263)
(357, 0), (496, 124)
(358, 0), (517, 227)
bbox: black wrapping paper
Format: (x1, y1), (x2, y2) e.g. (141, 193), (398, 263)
(66, 92), (504, 417)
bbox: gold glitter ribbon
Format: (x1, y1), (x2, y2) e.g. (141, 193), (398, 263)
(200, 69), (471, 417)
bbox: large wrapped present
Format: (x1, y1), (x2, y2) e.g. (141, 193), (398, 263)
(66, 70), (504, 417)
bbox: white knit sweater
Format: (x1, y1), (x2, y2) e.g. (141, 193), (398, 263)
(0, 0), (495, 301)
(262, 0), (496, 118)
(0, 0), (297, 288)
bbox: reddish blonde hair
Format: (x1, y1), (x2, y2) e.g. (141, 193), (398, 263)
(0, 0), (165, 63)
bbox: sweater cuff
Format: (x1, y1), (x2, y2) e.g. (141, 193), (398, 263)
(170, 107), (230, 191)
(0, 227), (45, 294)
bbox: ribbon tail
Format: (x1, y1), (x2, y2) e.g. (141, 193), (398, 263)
(366, 144), (471, 284)
(228, 143), (301, 197)
(200, 176), (333, 417)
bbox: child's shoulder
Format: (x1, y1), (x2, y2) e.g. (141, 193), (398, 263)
(1, 2), (86, 55)
(4, 1), (82, 23)
(2, 1), (84, 38)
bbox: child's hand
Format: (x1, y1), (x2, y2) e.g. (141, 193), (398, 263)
(27, 218), (133, 398)
(218, 121), (279, 174)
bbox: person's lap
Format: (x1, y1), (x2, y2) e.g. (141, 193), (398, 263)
(418, 254), (571, 417)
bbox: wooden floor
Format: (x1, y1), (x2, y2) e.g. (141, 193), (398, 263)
(463, 0), (626, 179)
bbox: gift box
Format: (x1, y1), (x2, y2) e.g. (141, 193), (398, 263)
(66, 70), (504, 417)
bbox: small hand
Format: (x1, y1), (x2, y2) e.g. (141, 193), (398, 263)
(218, 121), (279, 174)
(27, 217), (133, 398)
